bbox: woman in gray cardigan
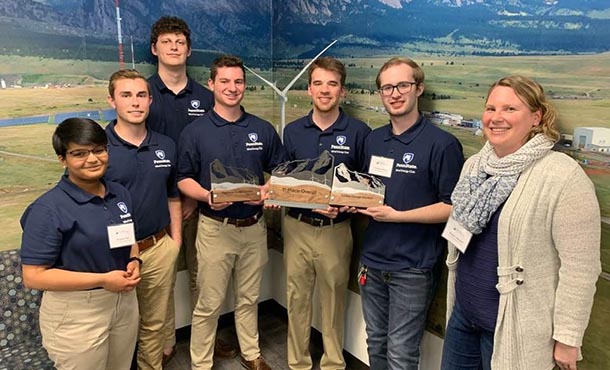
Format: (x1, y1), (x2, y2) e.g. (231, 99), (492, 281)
(441, 75), (600, 370)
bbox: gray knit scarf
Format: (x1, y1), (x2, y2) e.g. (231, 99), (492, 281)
(451, 134), (554, 234)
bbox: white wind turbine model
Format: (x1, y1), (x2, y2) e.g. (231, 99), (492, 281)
(243, 40), (338, 141)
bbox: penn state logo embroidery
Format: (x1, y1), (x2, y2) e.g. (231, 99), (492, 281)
(248, 133), (258, 142)
(336, 135), (346, 145)
(403, 153), (414, 164)
(190, 100), (200, 109)
(117, 202), (129, 214)
(155, 150), (165, 160)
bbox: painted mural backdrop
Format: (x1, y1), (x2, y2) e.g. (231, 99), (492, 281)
(0, 1), (608, 368)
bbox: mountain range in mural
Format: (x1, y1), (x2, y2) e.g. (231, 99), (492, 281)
(0, 0), (609, 63)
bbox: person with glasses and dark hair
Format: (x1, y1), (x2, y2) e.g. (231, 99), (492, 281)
(357, 57), (464, 369)
(20, 117), (141, 370)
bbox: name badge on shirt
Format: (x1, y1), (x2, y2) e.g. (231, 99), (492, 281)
(368, 155), (394, 178)
(442, 217), (473, 253)
(107, 223), (136, 249)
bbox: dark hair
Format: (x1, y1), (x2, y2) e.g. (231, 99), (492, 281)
(52, 118), (107, 157)
(108, 69), (150, 98)
(210, 55), (245, 81)
(376, 57), (425, 88)
(150, 16), (191, 48)
(308, 56), (346, 86)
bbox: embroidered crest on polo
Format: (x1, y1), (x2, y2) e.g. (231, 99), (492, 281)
(396, 152), (418, 174)
(331, 135), (351, 154)
(403, 153), (414, 164)
(246, 133), (263, 151)
(117, 202), (129, 214)
(153, 150), (171, 168)
(188, 99), (206, 117)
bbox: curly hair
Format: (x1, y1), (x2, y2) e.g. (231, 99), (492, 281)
(150, 16), (191, 48)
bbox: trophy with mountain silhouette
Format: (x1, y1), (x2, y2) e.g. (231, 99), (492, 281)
(329, 163), (385, 208)
(265, 151), (334, 209)
(209, 159), (262, 203)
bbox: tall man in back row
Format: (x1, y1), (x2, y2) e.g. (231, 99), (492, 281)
(146, 16), (236, 361)
(104, 69), (181, 370)
(177, 55), (286, 370)
(358, 57), (464, 369)
(282, 57), (370, 370)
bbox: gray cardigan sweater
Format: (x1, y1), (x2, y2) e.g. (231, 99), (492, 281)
(446, 150), (601, 370)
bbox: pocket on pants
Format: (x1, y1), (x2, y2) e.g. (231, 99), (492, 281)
(200, 217), (222, 235)
(40, 293), (70, 334)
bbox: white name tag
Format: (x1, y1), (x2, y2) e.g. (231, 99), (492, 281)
(442, 217), (473, 253)
(107, 223), (136, 249)
(369, 155), (394, 178)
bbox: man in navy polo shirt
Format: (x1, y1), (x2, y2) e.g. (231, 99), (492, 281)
(358, 57), (464, 370)
(147, 16), (214, 143)
(147, 16), (234, 361)
(178, 55), (285, 370)
(104, 69), (182, 370)
(282, 57), (370, 370)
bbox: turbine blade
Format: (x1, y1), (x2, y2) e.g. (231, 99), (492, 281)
(244, 65), (284, 96)
(282, 39), (338, 94)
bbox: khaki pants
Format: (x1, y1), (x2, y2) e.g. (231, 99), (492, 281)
(162, 214), (199, 352)
(136, 233), (180, 370)
(40, 289), (138, 370)
(190, 214), (268, 370)
(284, 216), (353, 370)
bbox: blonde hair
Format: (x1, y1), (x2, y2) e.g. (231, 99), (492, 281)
(376, 57), (424, 88)
(108, 69), (149, 98)
(487, 75), (560, 142)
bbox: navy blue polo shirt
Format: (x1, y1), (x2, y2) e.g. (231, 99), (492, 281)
(104, 121), (179, 240)
(147, 73), (214, 145)
(20, 175), (135, 273)
(283, 108), (371, 222)
(177, 109), (287, 219)
(361, 115), (464, 271)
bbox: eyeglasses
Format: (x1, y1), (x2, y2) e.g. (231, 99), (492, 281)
(378, 81), (418, 96)
(67, 146), (108, 159)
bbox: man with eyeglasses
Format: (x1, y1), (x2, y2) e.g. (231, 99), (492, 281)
(357, 57), (464, 370)
(103, 69), (181, 370)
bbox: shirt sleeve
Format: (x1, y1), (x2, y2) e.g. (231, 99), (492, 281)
(361, 133), (373, 173)
(265, 126), (288, 174)
(176, 126), (201, 182)
(356, 123), (372, 172)
(166, 139), (180, 198)
(431, 138), (464, 204)
(551, 165), (601, 347)
(20, 203), (62, 266)
(283, 127), (296, 162)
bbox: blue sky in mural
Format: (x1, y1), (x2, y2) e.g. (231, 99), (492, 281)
(2, 0), (609, 66)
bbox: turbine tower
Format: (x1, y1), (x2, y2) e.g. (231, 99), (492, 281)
(114, 0), (124, 69)
(244, 40), (337, 140)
